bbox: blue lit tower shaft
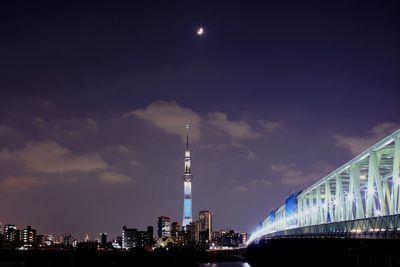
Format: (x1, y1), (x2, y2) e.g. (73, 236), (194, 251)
(182, 125), (193, 227)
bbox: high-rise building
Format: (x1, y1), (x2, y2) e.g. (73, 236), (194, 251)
(186, 221), (200, 242)
(122, 226), (137, 250)
(42, 234), (54, 246)
(100, 233), (107, 246)
(220, 230), (241, 247)
(182, 124), (193, 227)
(121, 226), (153, 250)
(136, 229), (152, 249)
(157, 216), (171, 238)
(147, 226), (154, 245)
(4, 224), (17, 242)
(171, 222), (181, 240)
(240, 233), (248, 245)
(21, 225), (36, 245)
(36, 235), (44, 246)
(199, 210), (213, 241)
(84, 233), (90, 242)
(62, 234), (72, 247)
(116, 236), (122, 247)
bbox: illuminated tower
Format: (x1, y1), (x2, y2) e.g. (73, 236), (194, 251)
(182, 124), (193, 227)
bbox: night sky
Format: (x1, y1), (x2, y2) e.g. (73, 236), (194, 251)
(0, 1), (399, 239)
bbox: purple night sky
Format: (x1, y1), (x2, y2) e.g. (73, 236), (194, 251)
(0, 1), (399, 239)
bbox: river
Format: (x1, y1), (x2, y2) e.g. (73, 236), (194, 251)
(199, 262), (251, 267)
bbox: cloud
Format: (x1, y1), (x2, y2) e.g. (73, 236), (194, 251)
(85, 118), (98, 131)
(251, 179), (272, 187)
(130, 159), (144, 166)
(103, 145), (133, 155)
(116, 145), (131, 154)
(125, 101), (202, 142)
(208, 112), (259, 139)
(334, 122), (400, 155)
(0, 176), (43, 189)
(34, 117), (98, 136)
(62, 118), (98, 132)
(233, 185), (249, 192)
(258, 119), (285, 133)
(34, 117), (46, 127)
(98, 171), (132, 184)
(271, 162), (333, 185)
(226, 179), (249, 192)
(67, 130), (81, 137)
(0, 125), (20, 136)
(0, 148), (18, 161)
(40, 100), (55, 109)
(0, 140), (108, 173)
(231, 141), (256, 159)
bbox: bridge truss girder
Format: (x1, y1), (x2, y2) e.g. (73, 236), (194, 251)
(248, 129), (400, 244)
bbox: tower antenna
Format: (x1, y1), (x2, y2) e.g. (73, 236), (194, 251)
(186, 124), (190, 151)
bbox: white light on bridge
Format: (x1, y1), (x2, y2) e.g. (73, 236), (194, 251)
(367, 186), (375, 196)
(346, 193), (354, 202)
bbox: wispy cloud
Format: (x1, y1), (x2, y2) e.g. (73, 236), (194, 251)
(0, 125), (20, 136)
(34, 117), (99, 136)
(0, 148), (18, 161)
(130, 159), (144, 167)
(0, 140), (108, 173)
(258, 119), (285, 133)
(208, 112), (259, 139)
(0, 141), (136, 188)
(98, 171), (132, 184)
(40, 100), (55, 109)
(334, 122), (400, 155)
(271, 162), (333, 185)
(231, 141), (256, 159)
(233, 185), (249, 192)
(251, 179), (272, 187)
(125, 101), (202, 142)
(0, 175), (43, 189)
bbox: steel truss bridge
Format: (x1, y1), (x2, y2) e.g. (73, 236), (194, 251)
(248, 129), (400, 244)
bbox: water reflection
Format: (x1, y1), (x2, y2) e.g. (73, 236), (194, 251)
(199, 262), (251, 267)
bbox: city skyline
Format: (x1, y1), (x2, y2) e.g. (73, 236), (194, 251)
(0, 1), (399, 240)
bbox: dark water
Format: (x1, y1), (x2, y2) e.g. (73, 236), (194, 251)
(199, 263), (251, 267)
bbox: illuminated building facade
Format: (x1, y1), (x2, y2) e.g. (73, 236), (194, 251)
(199, 210), (213, 241)
(171, 222), (181, 240)
(21, 225), (36, 245)
(136, 228), (153, 249)
(157, 216), (171, 238)
(122, 226), (137, 250)
(186, 221), (200, 242)
(4, 224), (17, 242)
(182, 124), (194, 227)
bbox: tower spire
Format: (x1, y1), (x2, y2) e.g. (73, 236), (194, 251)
(186, 124), (190, 151)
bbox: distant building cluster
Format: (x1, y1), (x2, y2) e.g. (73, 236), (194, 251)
(150, 211), (247, 250)
(0, 223), (80, 250)
(0, 214), (247, 251)
(0, 126), (247, 251)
